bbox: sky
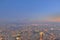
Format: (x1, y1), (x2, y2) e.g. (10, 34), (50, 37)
(0, 0), (60, 23)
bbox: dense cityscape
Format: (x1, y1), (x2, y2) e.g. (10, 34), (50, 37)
(0, 0), (60, 40)
(0, 23), (60, 40)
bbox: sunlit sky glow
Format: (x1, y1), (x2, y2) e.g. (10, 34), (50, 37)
(0, 0), (60, 23)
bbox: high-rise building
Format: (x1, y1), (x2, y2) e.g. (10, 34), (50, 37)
(39, 32), (44, 40)
(15, 34), (21, 40)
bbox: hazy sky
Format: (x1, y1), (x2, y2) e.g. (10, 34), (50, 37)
(0, 0), (60, 23)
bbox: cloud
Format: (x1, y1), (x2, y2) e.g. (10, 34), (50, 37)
(0, 19), (7, 22)
(46, 16), (60, 22)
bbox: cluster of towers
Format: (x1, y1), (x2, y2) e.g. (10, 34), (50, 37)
(0, 32), (55, 40)
(39, 32), (56, 40)
(14, 32), (55, 40)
